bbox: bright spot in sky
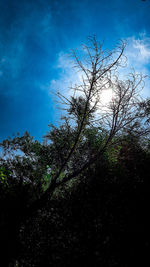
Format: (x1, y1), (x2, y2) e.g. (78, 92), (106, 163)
(100, 89), (113, 106)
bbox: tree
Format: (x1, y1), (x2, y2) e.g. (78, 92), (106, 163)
(1, 36), (150, 216)
(27, 36), (149, 214)
(0, 36), (150, 266)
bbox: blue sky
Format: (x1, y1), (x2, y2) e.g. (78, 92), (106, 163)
(0, 0), (150, 141)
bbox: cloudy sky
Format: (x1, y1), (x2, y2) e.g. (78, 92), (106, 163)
(0, 0), (150, 141)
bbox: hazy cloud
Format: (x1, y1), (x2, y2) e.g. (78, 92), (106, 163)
(49, 52), (83, 96)
(121, 33), (150, 97)
(125, 34), (150, 71)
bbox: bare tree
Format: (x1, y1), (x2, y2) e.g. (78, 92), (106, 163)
(26, 36), (149, 216)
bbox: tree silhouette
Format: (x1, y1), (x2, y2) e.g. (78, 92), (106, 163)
(26, 36), (149, 216)
(0, 36), (150, 266)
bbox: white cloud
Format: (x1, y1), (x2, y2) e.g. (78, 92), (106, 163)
(133, 41), (150, 61)
(125, 35), (150, 67)
(49, 52), (83, 97)
(118, 34), (150, 98)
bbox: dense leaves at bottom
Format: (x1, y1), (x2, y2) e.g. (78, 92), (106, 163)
(2, 136), (148, 267)
(18, 186), (150, 266)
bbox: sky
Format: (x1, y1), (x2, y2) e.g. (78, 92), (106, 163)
(0, 0), (150, 142)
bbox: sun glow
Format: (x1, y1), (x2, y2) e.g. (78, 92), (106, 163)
(100, 88), (113, 106)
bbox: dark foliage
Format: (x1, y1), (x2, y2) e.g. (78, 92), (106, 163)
(17, 140), (150, 266)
